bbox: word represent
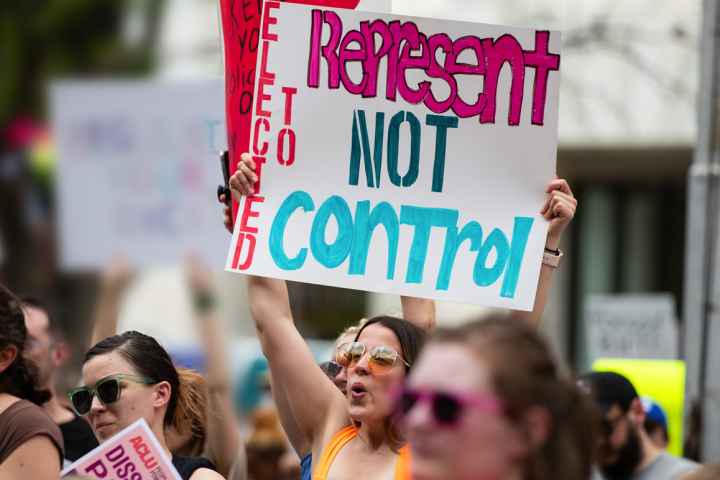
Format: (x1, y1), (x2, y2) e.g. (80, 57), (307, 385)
(268, 190), (533, 298)
(307, 10), (560, 126)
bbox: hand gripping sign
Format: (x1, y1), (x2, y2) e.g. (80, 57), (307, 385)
(62, 419), (181, 480)
(225, 2), (561, 310)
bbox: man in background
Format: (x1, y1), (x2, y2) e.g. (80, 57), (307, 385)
(643, 396), (670, 450)
(22, 297), (98, 464)
(579, 371), (699, 480)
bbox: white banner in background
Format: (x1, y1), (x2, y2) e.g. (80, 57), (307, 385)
(53, 80), (228, 269)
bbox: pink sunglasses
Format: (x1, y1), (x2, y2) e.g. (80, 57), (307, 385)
(397, 387), (503, 426)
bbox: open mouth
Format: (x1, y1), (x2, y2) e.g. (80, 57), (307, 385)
(350, 383), (367, 399)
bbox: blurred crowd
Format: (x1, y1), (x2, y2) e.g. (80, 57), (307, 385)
(0, 148), (717, 480)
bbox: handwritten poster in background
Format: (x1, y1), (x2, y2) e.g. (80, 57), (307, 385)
(225, 3), (561, 309)
(62, 418), (181, 479)
(586, 294), (679, 362)
(218, 0), (391, 219)
(52, 80), (228, 269)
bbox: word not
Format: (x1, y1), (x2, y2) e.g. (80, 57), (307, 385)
(83, 444), (141, 480)
(268, 190), (533, 298)
(349, 109), (457, 192)
(307, 10), (560, 126)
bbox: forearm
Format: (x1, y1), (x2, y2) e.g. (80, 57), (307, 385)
(511, 231), (562, 328)
(400, 296), (436, 331)
(206, 390), (242, 478)
(90, 289), (123, 347)
(248, 275), (293, 344)
(193, 304), (231, 388)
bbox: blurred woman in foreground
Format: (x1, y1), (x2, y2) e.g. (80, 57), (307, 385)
(402, 317), (595, 480)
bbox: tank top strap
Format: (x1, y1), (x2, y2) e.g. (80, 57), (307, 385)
(312, 425), (357, 480)
(394, 445), (412, 480)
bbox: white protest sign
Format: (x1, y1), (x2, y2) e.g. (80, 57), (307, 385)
(586, 294), (679, 362)
(62, 418), (181, 479)
(52, 80), (228, 269)
(225, 2), (561, 309)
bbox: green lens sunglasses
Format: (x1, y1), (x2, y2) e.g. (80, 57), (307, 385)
(68, 374), (155, 416)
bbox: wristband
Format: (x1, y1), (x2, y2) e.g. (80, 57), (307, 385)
(193, 292), (217, 313)
(544, 246), (561, 256)
(542, 249), (563, 268)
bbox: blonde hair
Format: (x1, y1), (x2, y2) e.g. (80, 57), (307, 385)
(246, 406), (287, 450)
(335, 318), (368, 344)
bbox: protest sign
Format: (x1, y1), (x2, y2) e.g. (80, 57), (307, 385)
(62, 418), (181, 479)
(218, 0), (390, 220)
(225, 2), (561, 309)
(593, 359), (686, 457)
(52, 80), (228, 269)
(586, 294), (679, 363)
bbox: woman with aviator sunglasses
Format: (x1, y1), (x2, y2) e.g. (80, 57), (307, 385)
(73, 331), (225, 480)
(401, 316), (596, 480)
(225, 155), (575, 480)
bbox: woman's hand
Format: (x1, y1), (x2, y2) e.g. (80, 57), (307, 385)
(540, 178), (577, 251)
(229, 153), (258, 198)
(219, 153), (258, 234)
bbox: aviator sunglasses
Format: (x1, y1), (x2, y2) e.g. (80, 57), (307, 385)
(335, 341), (410, 374)
(397, 387), (503, 426)
(68, 374), (155, 416)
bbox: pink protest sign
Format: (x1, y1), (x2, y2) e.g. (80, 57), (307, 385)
(218, 0), (389, 220)
(62, 419), (181, 480)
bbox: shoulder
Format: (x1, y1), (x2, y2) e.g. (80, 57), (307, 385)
(0, 400), (64, 459)
(640, 452), (699, 479)
(189, 467), (226, 480)
(662, 453), (700, 476)
(2, 435), (62, 478)
(173, 455), (218, 480)
(4, 400), (62, 436)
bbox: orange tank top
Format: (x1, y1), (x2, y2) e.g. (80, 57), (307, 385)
(312, 425), (411, 480)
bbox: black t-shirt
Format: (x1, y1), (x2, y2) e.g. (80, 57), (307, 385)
(172, 455), (217, 480)
(59, 413), (99, 462)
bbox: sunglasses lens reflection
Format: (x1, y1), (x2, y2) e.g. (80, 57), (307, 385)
(97, 379), (121, 404)
(71, 390), (92, 415)
(433, 393), (462, 424)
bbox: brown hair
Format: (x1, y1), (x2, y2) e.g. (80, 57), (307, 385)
(431, 316), (595, 480)
(173, 367), (208, 456)
(85, 331), (209, 449)
(0, 284), (50, 405)
(353, 315), (427, 452)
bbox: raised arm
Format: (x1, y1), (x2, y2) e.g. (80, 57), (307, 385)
(228, 155), (346, 444)
(247, 275), (345, 441)
(90, 256), (134, 347)
(400, 297), (436, 332)
(512, 178), (577, 327)
(220, 192), (311, 458)
(186, 258), (244, 479)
